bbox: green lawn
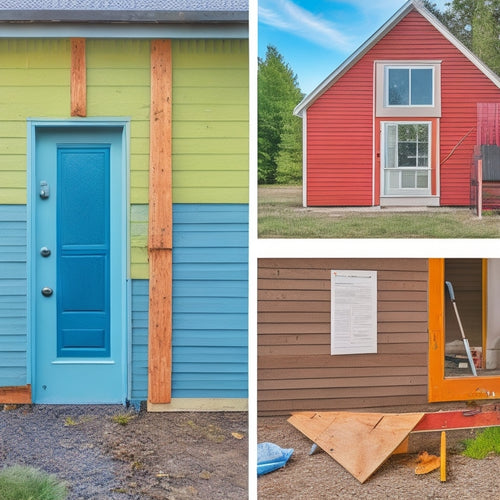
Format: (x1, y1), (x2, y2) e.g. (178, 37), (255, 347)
(258, 185), (500, 238)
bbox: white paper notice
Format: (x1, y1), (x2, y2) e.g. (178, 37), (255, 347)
(331, 270), (377, 355)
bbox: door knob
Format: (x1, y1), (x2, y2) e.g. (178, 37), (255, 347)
(40, 247), (51, 257)
(41, 287), (53, 297)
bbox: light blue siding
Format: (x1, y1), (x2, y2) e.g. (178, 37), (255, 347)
(130, 203), (248, 402)
(130, 279), (148, 402)
(172, 204), (248, 398)
(0, 205), (27, 387)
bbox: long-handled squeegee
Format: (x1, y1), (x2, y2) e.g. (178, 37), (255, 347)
(445, 281), (477, 376)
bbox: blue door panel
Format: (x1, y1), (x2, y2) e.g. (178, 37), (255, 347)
(58, 148), (109, 246)
(57, 147), (110, 359)
(61, 329), (106, 350)
(60, 255), (107, 311)
(33, 124), (126, 404)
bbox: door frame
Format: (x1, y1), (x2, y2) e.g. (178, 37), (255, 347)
(428, 258), (500, 402)
(27, 118), (130, 403)
(380, 120), (433, 197)
(376, 117), (440, 206)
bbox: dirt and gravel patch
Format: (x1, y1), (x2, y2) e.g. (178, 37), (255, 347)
(258, 413), (500, 499)
(0, 404), (248, 499)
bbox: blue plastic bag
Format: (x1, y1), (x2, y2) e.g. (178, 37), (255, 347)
(257, 442), (294, 476)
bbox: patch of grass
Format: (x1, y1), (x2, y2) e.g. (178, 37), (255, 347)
(111, 413), (136, 426)
(0, 465), (68, 500)
(258, 185), (500, 238)
(63, 415), (93, 427)
(462, 427), (500, 459)
(63, 416), (78, 427)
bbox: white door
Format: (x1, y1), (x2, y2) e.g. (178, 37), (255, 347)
(382, 122), (431, 197)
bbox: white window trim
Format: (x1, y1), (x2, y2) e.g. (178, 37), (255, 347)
(375, 61), (441, 117)
(381, 121), (432, 197)
(385, 66), (435, 107)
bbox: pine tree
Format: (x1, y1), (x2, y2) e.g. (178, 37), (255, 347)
(258, 45), (303, 184)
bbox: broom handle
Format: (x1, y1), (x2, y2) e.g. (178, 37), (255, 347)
(445, 281), (478, 376)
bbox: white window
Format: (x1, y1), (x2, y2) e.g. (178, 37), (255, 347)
(386, 67), (434, 106)
(383, 122), (431, 196)
(375, 61), (441, 117)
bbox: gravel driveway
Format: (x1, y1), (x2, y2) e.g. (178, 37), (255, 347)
(1, 404), (248, 499)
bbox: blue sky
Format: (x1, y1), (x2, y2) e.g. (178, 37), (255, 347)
(258, 0), (449, 95)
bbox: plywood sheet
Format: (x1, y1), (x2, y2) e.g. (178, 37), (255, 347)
(288, 411), (424, 483)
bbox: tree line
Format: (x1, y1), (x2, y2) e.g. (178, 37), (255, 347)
(258, 0), (500, 185)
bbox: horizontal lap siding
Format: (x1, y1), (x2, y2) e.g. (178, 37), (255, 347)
(130, 279), (149, 402)
(131, 205), (248, 401)
(307, 61), (373, 206)
(368, 12), (500, 206)
(306, 10), (500, 207)
(0, 39), (70, 204)
(258, 258), (428, 416)
(172, 39), (249, 204)
(172, 204), (248, 398)
(86, 40), (151, 278)
(131, 40), (250, 279)
(0, 206), (27, 387)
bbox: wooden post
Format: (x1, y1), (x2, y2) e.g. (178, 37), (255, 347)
(478, 158), (482, 219)
(440, 431), (447, 482)
(70, 38), (86, 117)
(148, 40), (173, 405)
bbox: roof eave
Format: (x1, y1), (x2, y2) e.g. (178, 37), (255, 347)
(294, 0), (500, 117)
(411, 1), (500, 88)
(293, 0), (414, 116)
(0, 10), (248, 24)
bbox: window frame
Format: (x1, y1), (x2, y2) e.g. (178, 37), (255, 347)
(385, 66), (435, 107)
(375, 61), (441, 118)
(381, 120), (432, 196)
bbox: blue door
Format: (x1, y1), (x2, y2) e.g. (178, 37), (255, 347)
(32, 125), (126, 403)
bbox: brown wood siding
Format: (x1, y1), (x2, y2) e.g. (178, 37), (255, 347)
(305, 9), (500, 207)
(444, 259), (482, 348)
(258, 258), (429, 416)
(483, 181), (500, 209)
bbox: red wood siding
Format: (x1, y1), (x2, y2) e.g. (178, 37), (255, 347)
(478, 103), (500, 146)
(306, 9), (500, 207)
(307, 59), (373, 206)
(258, 259), (429, 416)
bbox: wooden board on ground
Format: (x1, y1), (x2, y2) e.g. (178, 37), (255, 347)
(288, 411), (425, 483)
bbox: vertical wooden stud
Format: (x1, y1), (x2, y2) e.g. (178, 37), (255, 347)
(440, 431), (446, 482)
(70, 38), (86, 117)
(428, 258), (445, 402)
(148, 40), (173, 405)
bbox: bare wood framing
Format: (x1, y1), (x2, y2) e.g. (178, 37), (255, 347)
(70, 38), (86, 117)
(148, 39), (173, 404)
(0, 385), (32, 404)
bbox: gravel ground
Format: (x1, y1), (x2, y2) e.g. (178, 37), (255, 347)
(0, 404), (248, 499)
(258, 412), (500, 500)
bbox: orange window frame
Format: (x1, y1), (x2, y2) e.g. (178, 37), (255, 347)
(428, 258), (500, 402)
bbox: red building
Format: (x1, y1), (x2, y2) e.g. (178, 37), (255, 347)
(294, 0), (500, 208)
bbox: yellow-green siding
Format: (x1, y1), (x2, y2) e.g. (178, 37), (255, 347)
(171, 39), (249, 204)
(0, 38), (248, 278)
(0, 39), (70, 204)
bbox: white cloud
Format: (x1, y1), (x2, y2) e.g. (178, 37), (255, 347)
(259, 0), (355, 51)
